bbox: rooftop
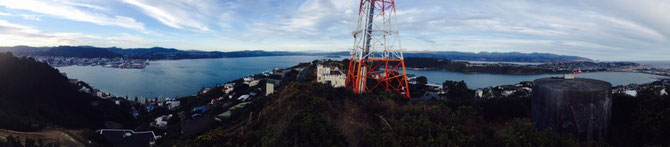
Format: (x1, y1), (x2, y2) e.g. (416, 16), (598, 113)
(534, 78), (611, 92)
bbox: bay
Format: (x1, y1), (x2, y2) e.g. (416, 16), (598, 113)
(407, 69), (668, 89)
(57, 56), (327, 98)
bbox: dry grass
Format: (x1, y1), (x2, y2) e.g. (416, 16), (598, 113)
(0, 128), (89, 146)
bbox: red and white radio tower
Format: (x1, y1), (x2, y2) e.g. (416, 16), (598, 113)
(346, 0), (411, 98)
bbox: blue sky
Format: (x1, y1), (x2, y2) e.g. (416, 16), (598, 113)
(0, 0), (668, 61)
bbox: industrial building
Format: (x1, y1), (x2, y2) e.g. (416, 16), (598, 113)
(531, 77), (612, 140)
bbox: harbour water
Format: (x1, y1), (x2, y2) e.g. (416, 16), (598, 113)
(57, 56), (327, 98)
(406, 70), (668, 89)
(57, 56), (668, 98)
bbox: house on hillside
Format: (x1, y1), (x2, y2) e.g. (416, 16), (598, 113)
(223, 83), (234, 94)
(273, 68), (289, 79)
(266, 82), (275, 96)
(316, 65), (346, 87)
(166, 98), (180, 110)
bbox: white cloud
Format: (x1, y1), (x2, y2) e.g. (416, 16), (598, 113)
(20, 14), (43, 21)
(0, 19), (151, 48)
(0, 0), (147, 32)
(122, 0), (235, 32)
(379, 0), (670, 60)
(0, 0), (669, 60)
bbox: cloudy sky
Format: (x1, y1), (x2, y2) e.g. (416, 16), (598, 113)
(0, 0), (668, 61)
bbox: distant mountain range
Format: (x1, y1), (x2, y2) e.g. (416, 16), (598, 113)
(0, 46), (591, 63)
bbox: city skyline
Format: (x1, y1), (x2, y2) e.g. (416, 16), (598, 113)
(0, 0), (668, 61)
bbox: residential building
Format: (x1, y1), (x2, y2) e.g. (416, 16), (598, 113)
(249, 80), (261, 87)
(166, 98), (180, 110)
(266, 83), (275, 96)
(223, 83), (234, 94)
(316, 65), (346, 87)
(273, 68), (289, 78)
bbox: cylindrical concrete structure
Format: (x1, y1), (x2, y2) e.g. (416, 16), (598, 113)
(531, 77), (612, 140)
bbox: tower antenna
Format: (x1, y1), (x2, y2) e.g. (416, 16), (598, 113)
(346, 0), (411, 98)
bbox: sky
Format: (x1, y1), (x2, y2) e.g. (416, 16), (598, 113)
(0, 0), (668, 61)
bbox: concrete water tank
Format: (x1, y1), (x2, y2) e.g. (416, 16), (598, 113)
(531, 77), (612, 140)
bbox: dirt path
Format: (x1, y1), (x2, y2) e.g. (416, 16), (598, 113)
(0, 129), (87, 146)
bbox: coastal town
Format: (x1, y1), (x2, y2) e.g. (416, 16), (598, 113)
(28, 56), (149, 69)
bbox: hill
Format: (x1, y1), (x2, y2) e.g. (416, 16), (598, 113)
(318, 51), (590, 63)
(0, 45), (590, 62)
(0, 46), (121, 58)
(405, 51), (591, 63)
(0, 46), (300, 60)
(141, 59), (668, 146)
(0, 129), (88, 146)
(0, 52), (134, 131)
(162, 82), (578, 146)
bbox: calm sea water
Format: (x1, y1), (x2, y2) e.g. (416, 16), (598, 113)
(57, 56), (327, 98)
(635, 61), (670, 69)
(58, 56), (669, 98)
(407, 70), (668, 89)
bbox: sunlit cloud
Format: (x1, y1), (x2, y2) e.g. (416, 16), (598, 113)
(0, 19), (151, 48)
(0, 0), (147, 32)
(0, 0), (668, 60)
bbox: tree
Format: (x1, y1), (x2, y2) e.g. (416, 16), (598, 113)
(442, 80), (474, 99)
(24, 137), (35, 147)
(416, 76), (428, 85)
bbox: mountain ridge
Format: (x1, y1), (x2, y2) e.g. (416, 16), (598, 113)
(0, 45), (590, 63)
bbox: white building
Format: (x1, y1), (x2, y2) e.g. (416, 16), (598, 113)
(223, 84), (234, 94)
(266, 83), (275, 96)
(166, 98), (180, 110)
(249, 80), (261, 87)
(661, 88), (667, 96)
(317, 65), (346, 88)
(475, 89), (484, 98)
(625, 90), (638, 97)
(502, 90), (515, 97)
(238, 95), (250, 101)
(153, 115), (172, 128)
(243, 77), (254, 82)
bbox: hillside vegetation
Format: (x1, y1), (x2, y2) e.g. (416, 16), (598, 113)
(167, 82), (580, 146)
(159, 79), (670, 146)
(0, 52), (134, 131)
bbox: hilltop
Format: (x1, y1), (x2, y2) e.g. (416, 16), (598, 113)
(0, 52), (136, 145)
